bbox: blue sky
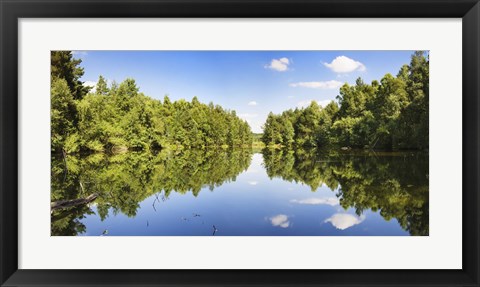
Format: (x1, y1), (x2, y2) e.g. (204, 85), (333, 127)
(74, 51), (415, 133)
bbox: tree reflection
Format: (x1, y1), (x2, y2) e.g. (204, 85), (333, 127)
(262, 148), (429, 236)
(51, 149), (252, 236)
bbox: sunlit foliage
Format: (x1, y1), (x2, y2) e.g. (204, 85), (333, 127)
(262, 51), (429, 151)
(51, 51), (253, 153)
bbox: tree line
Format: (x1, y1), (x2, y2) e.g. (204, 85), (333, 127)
(262, 51), (429, 150)
(51, 51), (253, 154)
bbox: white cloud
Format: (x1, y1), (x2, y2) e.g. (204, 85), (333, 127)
(248, 181), (258, 185)
(265, 57), (290, 72)
(83, 81), (97, 93)
(248, 101), (257, 106)
(269, 214), (290, 228)
(297, 99), (335, 109)
(289, 80), (343, 89)
(324, 56), (366, 73)
(291, 197), (339, 206)
(324, 213), (365, 230)
(287, 95), (294, 99)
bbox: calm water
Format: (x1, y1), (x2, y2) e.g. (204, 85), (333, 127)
(51, 149), (428, 236)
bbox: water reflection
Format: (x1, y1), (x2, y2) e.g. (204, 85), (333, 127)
(290, 197), (339, 206)
(51, 148), (428, 236)
(269, 214), (290, 228)
(51, 149), (252, 236)
(262, 148), (429, 236)
(325, 213), (366, 230)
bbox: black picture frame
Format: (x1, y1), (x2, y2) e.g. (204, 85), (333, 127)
(1, 0), (479, 286)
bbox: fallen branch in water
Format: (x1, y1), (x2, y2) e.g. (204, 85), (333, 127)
(51, 193), (98, 211)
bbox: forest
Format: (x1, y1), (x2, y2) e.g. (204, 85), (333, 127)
(51, 51), (253, 154)
(262, 51), (429, 150)
(52, 51), (428, 154)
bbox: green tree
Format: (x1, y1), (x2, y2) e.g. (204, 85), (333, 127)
(95, 75), (109, 95)
(51, 78), (77, 152)
(394, 51), (429, 150)
(51, 51), (90, 100)
(294, 101), (322, 147)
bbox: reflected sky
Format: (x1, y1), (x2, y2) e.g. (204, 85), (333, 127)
(52, 152), (426, 236)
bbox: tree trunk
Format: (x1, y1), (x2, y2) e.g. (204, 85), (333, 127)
(51, 193), (98, 211)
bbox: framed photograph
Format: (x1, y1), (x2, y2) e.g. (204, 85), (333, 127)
(1, 0), (479, 286)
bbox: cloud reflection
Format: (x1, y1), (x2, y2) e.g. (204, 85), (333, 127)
(290, 197), (339, 206)
(324, 213), (365, 230)
(270, 214), (290, 228)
